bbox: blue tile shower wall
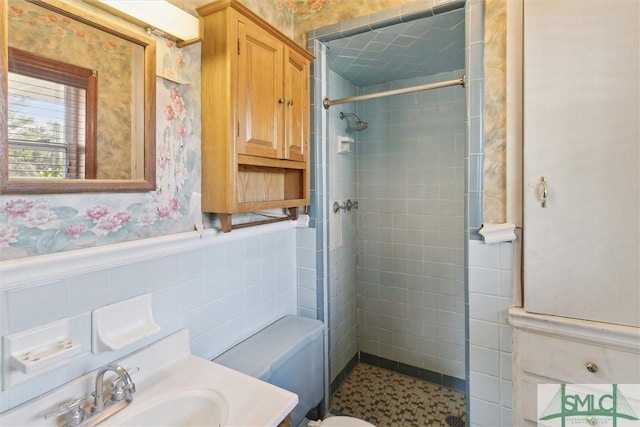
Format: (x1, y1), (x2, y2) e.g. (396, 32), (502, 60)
(310, 1), (498, 424)
(326, 70), (359, 382)
(355, 70), (467, 381)
(307, 0), (483, 392)
(466, 0), (485, 239)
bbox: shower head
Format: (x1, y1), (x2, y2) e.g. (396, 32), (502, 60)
(339, 112), (368, 131)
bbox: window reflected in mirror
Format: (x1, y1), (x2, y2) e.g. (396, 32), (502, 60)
(8, 47), (97, 179)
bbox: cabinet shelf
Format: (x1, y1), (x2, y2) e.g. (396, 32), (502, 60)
(237, 155), (307, 170)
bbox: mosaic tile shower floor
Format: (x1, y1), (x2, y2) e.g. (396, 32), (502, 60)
(329, 363), (466, 427)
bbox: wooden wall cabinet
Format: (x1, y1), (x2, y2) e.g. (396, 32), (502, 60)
(197, 0), (313, 232)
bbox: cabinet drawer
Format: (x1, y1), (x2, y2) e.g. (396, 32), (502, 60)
(519, 331), (640, 384)
(513, 377), (541, 425)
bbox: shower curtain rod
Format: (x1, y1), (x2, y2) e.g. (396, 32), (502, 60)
(322, 75), (465, 109)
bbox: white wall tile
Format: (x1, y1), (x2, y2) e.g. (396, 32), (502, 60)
(1, 227), (301, 412)
(152, 285), (181, 321)
(8, 281), (65, 333)
(470, 345), (500, 377)
(201, 244), (226, 276)
(469, 319), (500, 350)
(65, 271), (110, 317)
(470, 398), (500, 427)
(106, 269), (147, 303)
(8, 368), (68, 409)
(499, 269), (513, 297)
(469, 292), (501, 323)
(499, 242), (513, 270)
(175, 249), (203, 283)
(469, 371), (500, 404)
(203, 271), (226, 303)
(500, 325), (513, 354)
(469, 240), (500, 268)
(469, 267), (500, 295)
(500, 379), (513, 409)
(146, 255), (178, 292)
(110, 262), (147, 294)
(500, 407), (513, 426)
(224, 240), (246, 269)
(468, 241), (514, 426)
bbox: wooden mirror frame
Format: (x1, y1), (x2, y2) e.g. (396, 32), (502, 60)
(0, 0), (156, 194)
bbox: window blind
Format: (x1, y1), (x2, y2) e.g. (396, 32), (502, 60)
(8, 72), (86, 179)
(8, 47), (97, 178)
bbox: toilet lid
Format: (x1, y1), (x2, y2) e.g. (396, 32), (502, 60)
(320, 416), (376, 427)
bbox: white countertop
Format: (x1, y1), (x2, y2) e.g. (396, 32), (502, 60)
(0, 329), (298, 427)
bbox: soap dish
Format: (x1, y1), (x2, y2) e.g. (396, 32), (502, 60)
(3, 319), (81, 388)
(10, 337), (80, 374)
(91, 294), (160, 353)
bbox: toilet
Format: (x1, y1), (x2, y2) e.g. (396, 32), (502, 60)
(214, 316), (374, 427)
(309, 416), (376, 426)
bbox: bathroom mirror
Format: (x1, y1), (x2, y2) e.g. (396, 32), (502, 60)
(0, 0), (156, 194)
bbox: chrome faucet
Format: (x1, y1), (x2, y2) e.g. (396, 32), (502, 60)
(91, 363), (136, 413)
(45, 363), (136, 427)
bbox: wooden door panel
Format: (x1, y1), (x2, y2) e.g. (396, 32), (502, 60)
(284, 48), (308, 162)
(237, 20), (283, 159)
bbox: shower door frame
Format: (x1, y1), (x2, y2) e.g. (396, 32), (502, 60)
(306, 0), (486, 419)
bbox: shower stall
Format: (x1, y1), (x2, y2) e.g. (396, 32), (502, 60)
(306, 0), (485, 415)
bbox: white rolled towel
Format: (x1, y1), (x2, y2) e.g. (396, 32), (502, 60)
(479, 223), (516, 244)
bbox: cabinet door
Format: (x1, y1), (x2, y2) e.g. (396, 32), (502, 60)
(283, 48), (309, 163)
(523, 0), (640, 327)
(236, 19), (284, 159)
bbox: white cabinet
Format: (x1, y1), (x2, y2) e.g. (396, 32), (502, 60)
(522, 0), (640, 327)
(511, 316), (640, 421)
(510, 309), (640, 426)
(512, 1), (640, 424)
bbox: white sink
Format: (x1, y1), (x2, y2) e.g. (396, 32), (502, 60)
(0, 330), (297, 427)
(104, 389), (228, 427)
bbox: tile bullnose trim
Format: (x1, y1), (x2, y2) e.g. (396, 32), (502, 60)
(0, 220), (301, 291)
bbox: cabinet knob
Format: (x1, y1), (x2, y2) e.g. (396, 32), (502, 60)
(278, 98), (285, 104)
(287, 99), (294, 106)
(586, 362), (598, 373)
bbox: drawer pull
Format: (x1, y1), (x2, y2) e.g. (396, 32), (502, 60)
(586, 362), (598, 373)
(586, 416), (597, 426)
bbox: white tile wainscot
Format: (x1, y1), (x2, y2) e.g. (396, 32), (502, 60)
(0, 220), (305, 412)
(468, 240), (514, 427)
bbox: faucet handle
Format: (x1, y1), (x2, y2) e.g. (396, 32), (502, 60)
(109, 366), (138, 402)
(110, 377), (136, 402)
(45, 397), (86, 427)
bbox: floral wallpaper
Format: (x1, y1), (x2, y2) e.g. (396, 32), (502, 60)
(8, 0), (136, 180)
(291, 0), (407, 45)
(173, 0), (295, 39)
(274, 0), (342, 16)
(0, 38), (202, 260)
(1, 0), (510, 259)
